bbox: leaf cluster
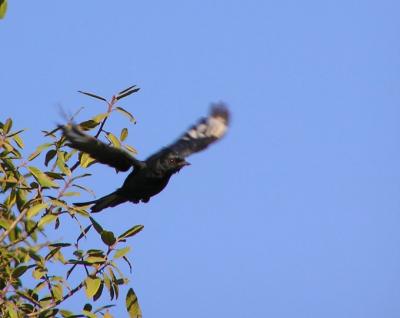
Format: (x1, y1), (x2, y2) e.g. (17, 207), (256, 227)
(0, 87), (142, 317)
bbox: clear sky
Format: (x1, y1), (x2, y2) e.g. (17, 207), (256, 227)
(1, 1), (400, 317)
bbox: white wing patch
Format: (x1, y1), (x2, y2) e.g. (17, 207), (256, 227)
(183, 106), (229, 141)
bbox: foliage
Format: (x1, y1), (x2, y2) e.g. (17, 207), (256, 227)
(0, 0), (7, 19)
(0, 86), (143, 317)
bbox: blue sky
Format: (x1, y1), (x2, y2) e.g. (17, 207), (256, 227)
(1, 1), (400, 317)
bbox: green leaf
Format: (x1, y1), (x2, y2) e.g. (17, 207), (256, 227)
(49, 198), (69, 210)
(60, 310), (74, 318)
(49, 242), (71, 247)
(45, 171), (65, 180)
(89, 217), (103, 234)
(0, 176), (18, 184)
(16, 189), (27, 212)
(27, 202), (48, 219)
(118, 225), (144, 239)
(2, 141), (14, 152)
(63, 191), (80, 197)
(77, 224), (92, 242)
(28, 166), (59, 188)
(114, 246), (131, 259)
(86, 256), (105, 264)
(72, 184), (95, 196)
(115, 278), (128, 285)
(85, 277), (102, 299)
(56, 151), (71, 176)
(106, 132), (121, 148)
(112, 280), (119, 299)
(33, 280), (47, 293)
(53, 284), (63, 301)
(93, 281), (104, 301)
(82, 311), (97, 318)
(12, 265), (34, 278)
(87, 249), (105, 257)
(66, 264), (78, 279)
(0, 0), (6, 20)
(116, 86), (140, 100)
(124, 144), (138, 155)
(7, 128), (24, 138)
(115, 107), (136, 123)
(103, 273), (113, 300)
(38, 214), (57, 228)
(67, 259), (91, 266)
(93, 305), (115, 314)
(28, 149), (41, 161)
(43, 126), (61, 137)
(44, 149), (57, 166)
(120, 128), (128, 141)
(28, 143), (53, 161)
(79, 119), (100, 131)
(50, 199), (68, 212)
(41, 309), (59, 318)
(101, 230), (116, 246)
(73, 250), (84, 258)
(80, 152), (96, 168)
(126, 288), (142, 318)
(117, 85), (138, 95)
(45, 247), (61, 261)
(4, 190), (16, 209)
(71, 173), (92, 181)
(38, 142), (54, 152)
(28, 250), (43, 263)
(92, 112), (109, 123)
(123, 256), (133, 273)
(78, 90), (107, 101)
(7, 303), (17, 318)
(13, 134), (24, 148)
(73, 207), (90, 217)
(0, 219), (11, 229)
(3, 118), (12, 133)
(65, 148), (77, 161)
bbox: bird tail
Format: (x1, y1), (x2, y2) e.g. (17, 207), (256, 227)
(74, 191), (127, 213)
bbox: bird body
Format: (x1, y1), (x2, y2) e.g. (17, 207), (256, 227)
(61, 104), (230, 212)
(119, 161), (177, 203)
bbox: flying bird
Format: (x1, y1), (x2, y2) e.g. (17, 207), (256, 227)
(60, 104), (230, 212)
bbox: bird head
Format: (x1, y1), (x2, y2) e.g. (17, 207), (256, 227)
(164, 154), (190, 173)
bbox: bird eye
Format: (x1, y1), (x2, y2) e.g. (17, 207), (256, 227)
(168, 158), (176, 164)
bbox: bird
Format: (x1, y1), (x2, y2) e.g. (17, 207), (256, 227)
(60, 104), (230, 212)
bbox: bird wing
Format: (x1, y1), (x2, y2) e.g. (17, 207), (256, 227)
(60, 124), (144, 171)
(149, 103), (230, 160)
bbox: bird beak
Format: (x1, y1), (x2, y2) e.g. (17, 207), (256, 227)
(182, 160), (191, 167)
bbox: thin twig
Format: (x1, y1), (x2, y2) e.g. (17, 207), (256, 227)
(4, 223), (38, 248)
(0, 208), (29, 244)
(21, 95), (121, 317)
(15, 291), (41, 307)
(44, 274), (55, 305)
(26, 260), (111, 317)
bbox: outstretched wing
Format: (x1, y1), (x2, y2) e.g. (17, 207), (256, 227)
(60, 124), (144, 171)
(149, 103), (230, 160)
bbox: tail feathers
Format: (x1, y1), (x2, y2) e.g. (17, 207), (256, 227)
(74, 192), (126, 213)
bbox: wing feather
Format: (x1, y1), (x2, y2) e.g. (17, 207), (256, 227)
(60, 124), (144, 171)
(148, 103), (230, 161)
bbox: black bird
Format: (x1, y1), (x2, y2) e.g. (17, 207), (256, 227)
(60, 104), (230, 212)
